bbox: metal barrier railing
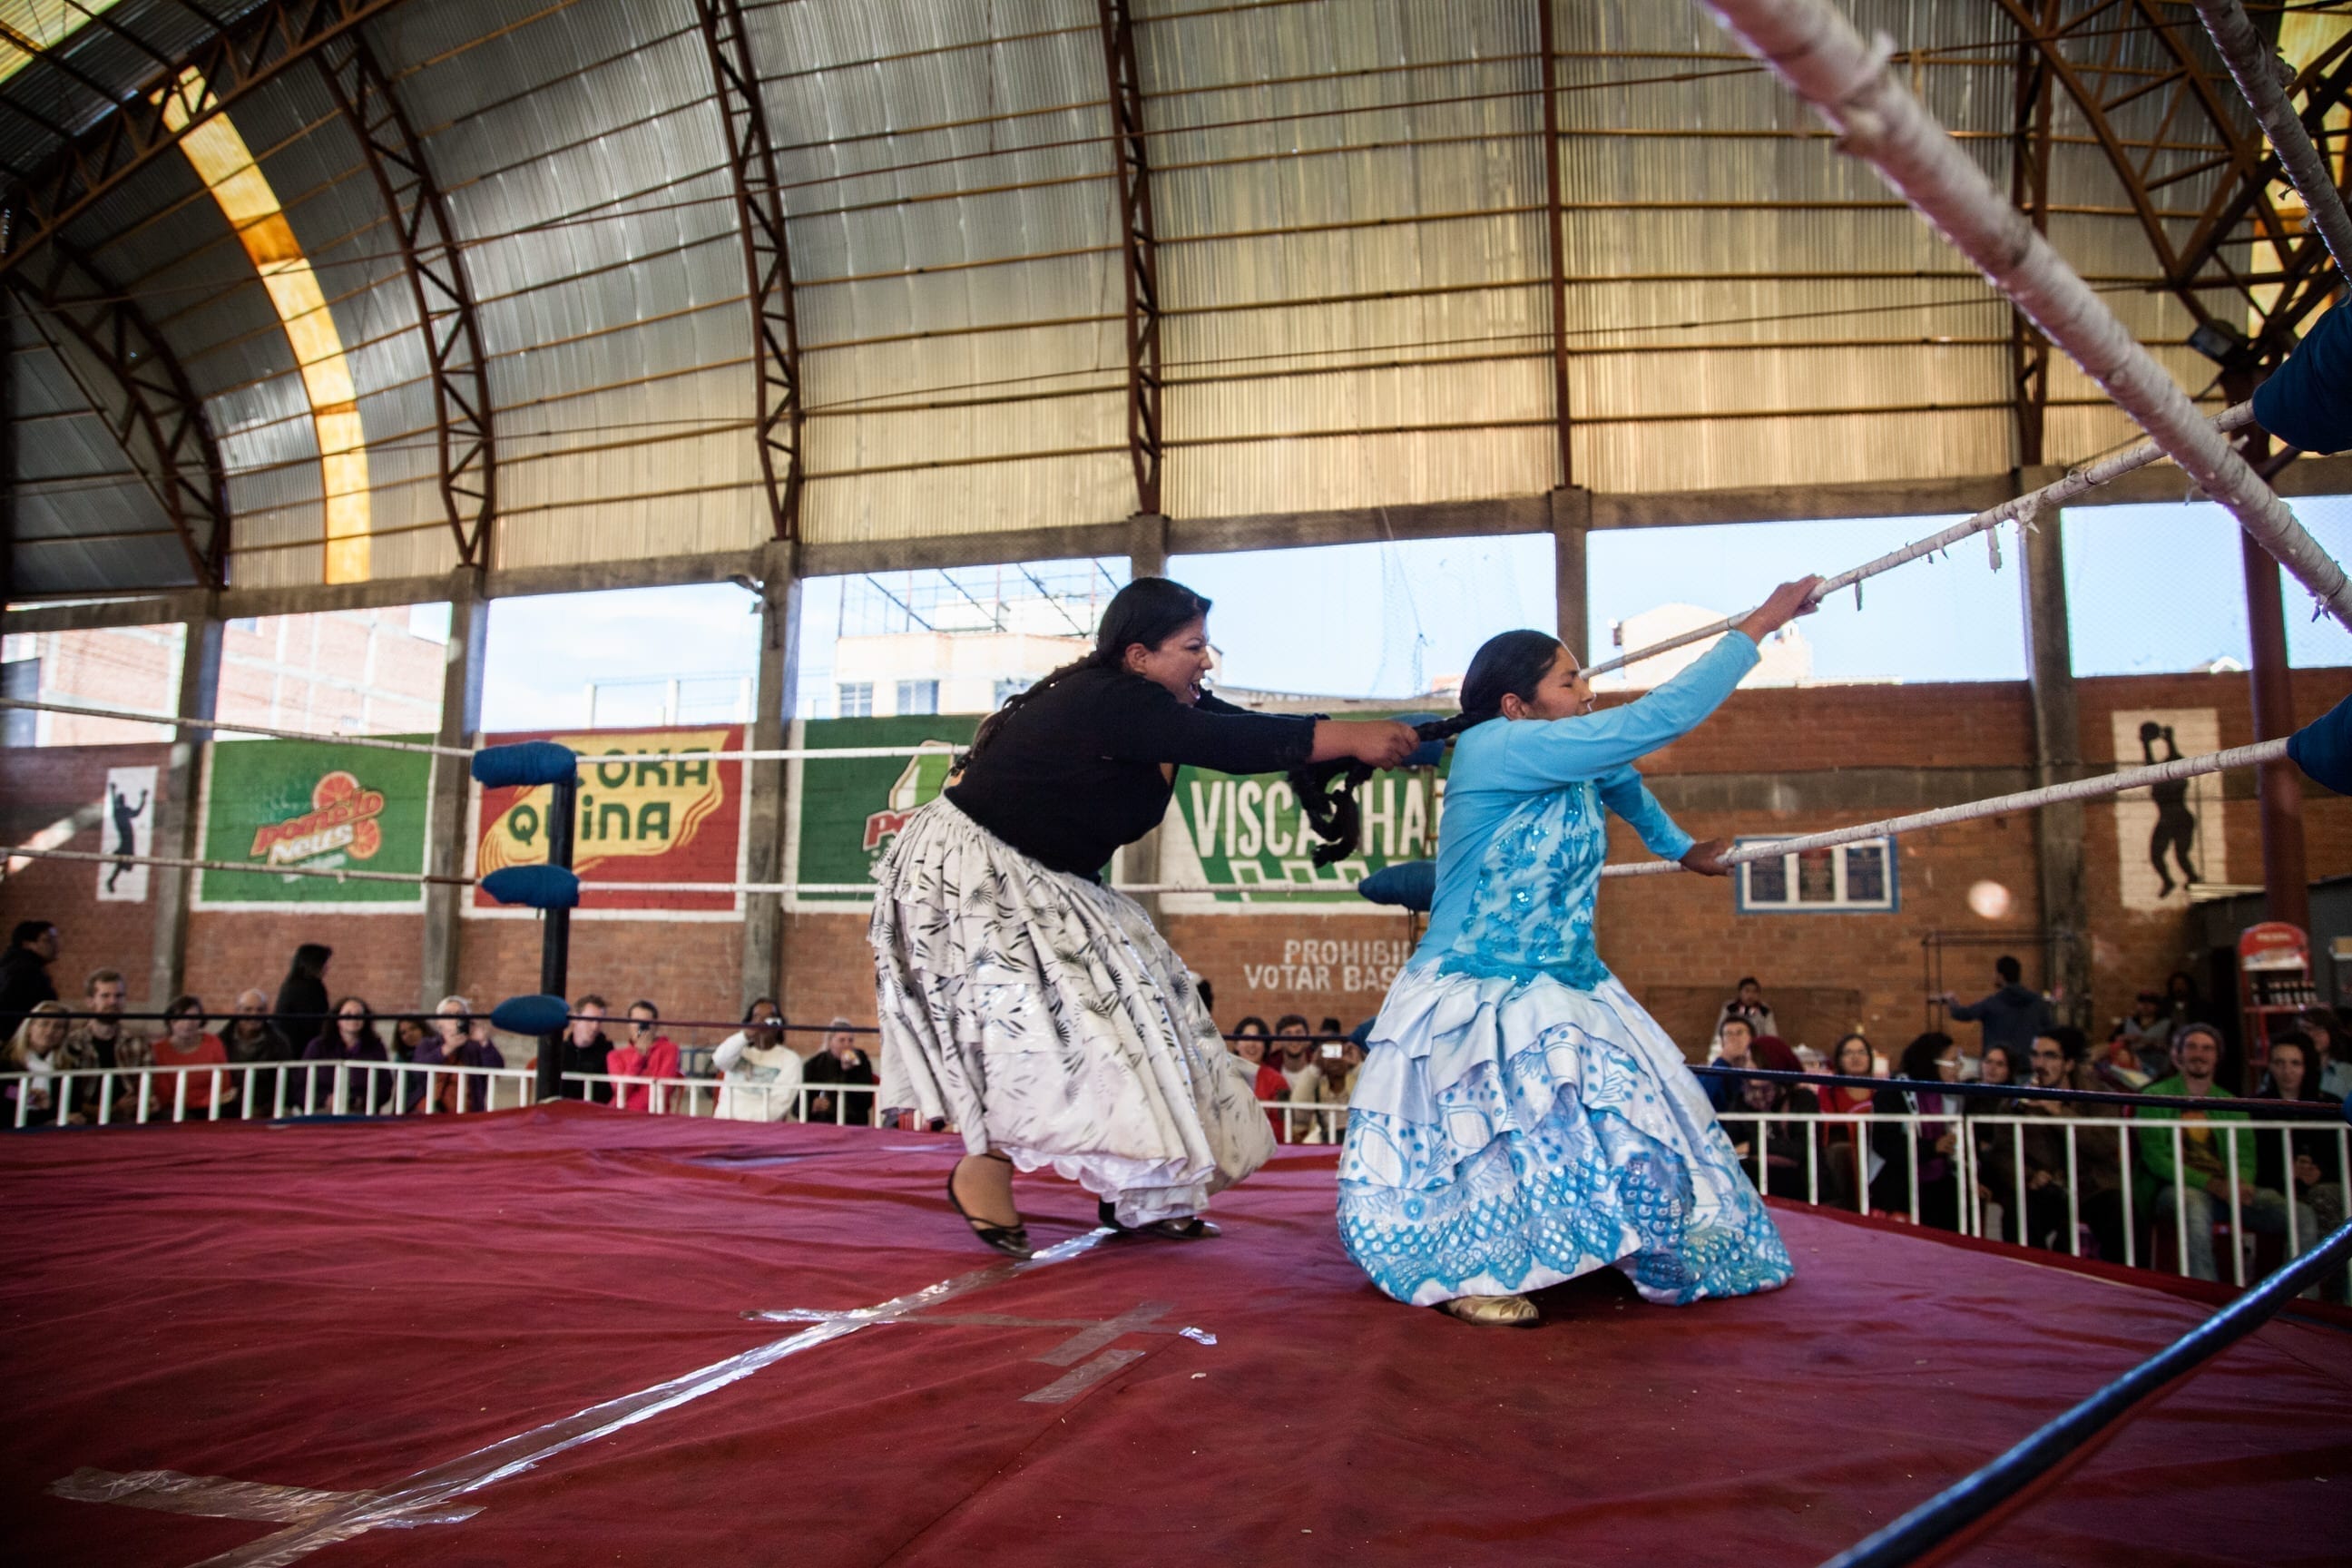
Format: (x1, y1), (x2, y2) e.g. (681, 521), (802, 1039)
(5, 1064), (2341, 1293)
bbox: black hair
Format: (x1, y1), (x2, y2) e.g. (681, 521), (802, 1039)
(2049, 1024), (2090, 1063)
(9, 920), (54, 948)
(164, 994), (203, 1021)
(1234, 1015), (1269, 1035)
(967, 577), (1211, 762)
(1979, 1041), (2028, 1086)
(1318, 1016), (1342, 1034)
(1738, 976), (1761, 991)
(1896, 1031), (1955, 1083)
(743, 996), (783, 1025)
(1289, 627), (1568, 866)
(2260, 1032), (2324, 1101)
(289, 943), (332, 979)
(1995, 955), (2023, 984)
(631, 999), (660, 1019)
(1275, 1014), (1310, 1034)
(1831, 1032), (1875, 1072)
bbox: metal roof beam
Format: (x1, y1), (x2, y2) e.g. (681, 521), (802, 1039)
(1535, 0), (1573, 490)
(0, 0), (409, 273)
(8, 238), (228, 586)
(315, 26), (495, 568)
(693, 0), (803, 543)
(1096, 0), (1164, 518)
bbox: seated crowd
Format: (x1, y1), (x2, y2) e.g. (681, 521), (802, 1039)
(4, 918), (2343, 1293)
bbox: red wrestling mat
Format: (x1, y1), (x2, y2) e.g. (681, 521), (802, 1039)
(4, 1103), (2347, 1568)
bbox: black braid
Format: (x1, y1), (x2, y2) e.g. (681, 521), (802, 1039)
(1287, 710), (1489, 867)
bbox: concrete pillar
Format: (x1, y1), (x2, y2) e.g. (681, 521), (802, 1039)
(1550, 487), (1591, 665)
(147, 601), (222, 1008)
(741, 538), (801, 1012)
(420, 566), (487, 1010)
(1126, 513), (1170, 921)
(2016, 467), (2089, 1024)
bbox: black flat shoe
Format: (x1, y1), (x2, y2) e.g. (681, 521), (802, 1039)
(947, 1161), (1031, 1259)
(1097, 1200), (1216, 1240)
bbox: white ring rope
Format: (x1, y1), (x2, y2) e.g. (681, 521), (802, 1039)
(2188, 0), (2352, 286)
(1697, 0), (2352, 632)
(1586, 401), (2257, 679)
(5, 736), (2288, 897)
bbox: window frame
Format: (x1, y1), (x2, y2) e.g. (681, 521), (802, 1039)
(836, 681), (875, 719)
(1733, 835), (1898, 915)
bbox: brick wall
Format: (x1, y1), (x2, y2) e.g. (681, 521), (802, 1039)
(9, 668), (2347, 1061)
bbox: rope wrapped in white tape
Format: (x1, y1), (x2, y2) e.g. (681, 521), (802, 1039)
(1694, 0), (2352, 632)
(2189, 0), (2352, 286)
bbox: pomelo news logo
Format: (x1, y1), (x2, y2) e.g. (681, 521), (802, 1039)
(861, 748), (957, 852)
(249, 770), (386, 865)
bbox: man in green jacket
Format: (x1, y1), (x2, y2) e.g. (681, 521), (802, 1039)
(2135, 1023), (2315, 1281)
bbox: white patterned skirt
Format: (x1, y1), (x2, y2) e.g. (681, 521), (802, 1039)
(1338, 960), (1794, 1307)
(870, 797), (1275, 1226)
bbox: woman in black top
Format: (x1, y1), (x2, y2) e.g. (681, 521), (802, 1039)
(872, 577), (1416, 1256)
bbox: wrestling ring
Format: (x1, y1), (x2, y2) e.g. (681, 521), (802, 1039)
(5, 1), (2352, 1563)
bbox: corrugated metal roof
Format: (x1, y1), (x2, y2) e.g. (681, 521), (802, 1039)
(0, 0), (2308, 595)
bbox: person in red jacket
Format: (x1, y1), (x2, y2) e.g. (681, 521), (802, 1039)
(605, 1000), (682, 1113)
(1230, 1016), (1289, 1142)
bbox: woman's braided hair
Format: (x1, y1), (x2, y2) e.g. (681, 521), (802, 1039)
(1288, 629), (1568, 866)
(966, 577), (1213, 763)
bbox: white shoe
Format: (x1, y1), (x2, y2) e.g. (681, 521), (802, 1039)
(1438, 1293), (1540, 1327)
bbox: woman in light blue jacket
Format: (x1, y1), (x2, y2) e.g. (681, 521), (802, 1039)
(1338, 576), (1819, 1325)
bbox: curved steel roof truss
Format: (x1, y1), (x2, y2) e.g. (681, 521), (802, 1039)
(694, 0), (802, 544)
(9, 237), (228, 586)
(1096, 0), (1164, 518)
(315, 25), (495, 568)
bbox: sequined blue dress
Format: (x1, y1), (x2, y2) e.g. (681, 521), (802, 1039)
(1337, 634), (1795, 1307)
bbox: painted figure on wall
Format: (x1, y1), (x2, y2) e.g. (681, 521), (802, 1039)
(105, 781), (149, 894)
(2139, 721), (2200, 897)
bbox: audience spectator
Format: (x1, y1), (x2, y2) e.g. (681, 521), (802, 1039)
(1318, 1015), (1344, 1041)
(715, 999), (801, 1122)
(5, 1002), (83, 1126)
(803, 1017), (877, 1125)
(410, 995), (501, 1112)
(1303, 1038), (1362, 1143)
(1721, 1036), (1819, 1198)
(2164, 969), (2211, 1033)
(65, 967), (152, 1120)
(2134, 1023), (2315, 1283)
(2116, 992), (2174, 1079)
(2252, 1033), (2347, 1301)
(2009, 1032), (2129, 1260)
(1937, 956), (2055, 1073)
(1716, 976), (1778, 1043)
(0, 920), (60, 1044)
(1270, 1015), (1322, 1142)
(1963, 1042), (2034, 1242)
(152, 995), (230, 1115)
(1704, 1016), (1759, 1113)
(554, 995), (615, 1104)
(2299, 1006), (2352, 1102)
(222, 990), (290, 1065)
(300, 997), (390, 1114)
(606, 1001), (683, 1113)
(1229, 1023), (1289, 1142)
(390, 1015), (430, 1063)
(1818, 1033), (1880, 1209)
(1871, 1033), (1965, 1230)
(273, 944), (333, 1047)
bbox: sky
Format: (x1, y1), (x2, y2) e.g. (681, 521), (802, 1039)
(468, 500), (2352, 724)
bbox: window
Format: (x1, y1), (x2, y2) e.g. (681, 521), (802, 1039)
(897, 679), (939, 716)
(1736, 837), (1896, 914)
(837, 681), (874, 718)
(993, 676), (1031, 708)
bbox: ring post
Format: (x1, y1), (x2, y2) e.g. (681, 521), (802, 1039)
(537, 771), (575, 1103)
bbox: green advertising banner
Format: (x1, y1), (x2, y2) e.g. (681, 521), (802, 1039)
(791, 715), (979, 906)
(194, 737), (433, 908)
(789, 712), (1445, 914)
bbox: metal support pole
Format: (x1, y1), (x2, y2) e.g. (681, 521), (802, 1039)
(1535, 0), (1573, 489)
(2017, 470), (2087, 1024)
(148, 603), (222, 1009)
(536, 774), (576, 1104)
(1550, 485), (1590, 666)
(1098, 0), (1165, 517)
(740, 539), (800, 1012)
(420, 565), (486, 1009)
(2228, 368), (2309, 935)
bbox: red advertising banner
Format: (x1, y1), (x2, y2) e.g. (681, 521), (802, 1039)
(470, 726), (744, 916)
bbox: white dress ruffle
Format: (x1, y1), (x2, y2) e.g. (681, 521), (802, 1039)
(872, 797), (1274, 1226)
(1338, 959), (1794, 1307)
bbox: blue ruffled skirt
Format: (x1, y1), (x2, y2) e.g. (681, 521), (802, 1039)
(1338, 960), (1794, 1307)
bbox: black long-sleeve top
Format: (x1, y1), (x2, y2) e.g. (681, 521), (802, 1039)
(946, 666), (1317, 877)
